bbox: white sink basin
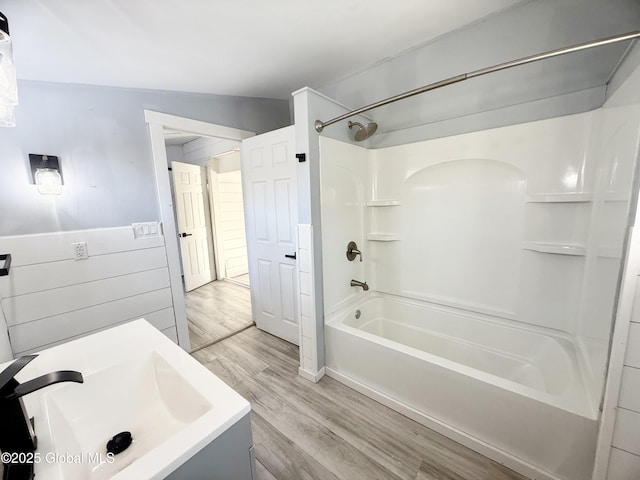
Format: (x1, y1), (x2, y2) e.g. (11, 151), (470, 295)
(43, 351), (210, 479)
(8, 320), (250, 480)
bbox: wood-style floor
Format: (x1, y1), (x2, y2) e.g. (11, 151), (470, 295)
(192, 327), (529, 480)
(185, 280), (253, 350)
(227, 273), (250, 287)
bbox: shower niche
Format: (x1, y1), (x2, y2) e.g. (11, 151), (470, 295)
(366, 203), (401, 242)
(364, 196), (402, 241)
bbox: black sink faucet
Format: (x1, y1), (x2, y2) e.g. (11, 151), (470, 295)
(0, 354), (83, 480)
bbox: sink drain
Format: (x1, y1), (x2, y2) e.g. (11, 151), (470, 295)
(106, 431), (133, 455)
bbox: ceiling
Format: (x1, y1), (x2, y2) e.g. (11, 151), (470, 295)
(163, 128), (202, 146)
(3, 0), (521, 99)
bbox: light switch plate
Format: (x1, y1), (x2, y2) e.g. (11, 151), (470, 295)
(132, 222), (162, 239)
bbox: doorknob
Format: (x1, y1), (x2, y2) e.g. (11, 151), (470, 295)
(179, 233), (193, 238)
(285, 253), (297, 260)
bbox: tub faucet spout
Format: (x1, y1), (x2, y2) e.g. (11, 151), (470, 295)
(350, 279), (369, 291)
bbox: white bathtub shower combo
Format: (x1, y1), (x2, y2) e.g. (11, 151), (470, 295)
(317, 64), (640, 480)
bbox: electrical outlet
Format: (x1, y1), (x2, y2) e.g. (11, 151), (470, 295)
(72, 242), (88, 260)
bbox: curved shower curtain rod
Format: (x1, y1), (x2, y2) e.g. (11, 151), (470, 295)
(314, 30), (640, 134)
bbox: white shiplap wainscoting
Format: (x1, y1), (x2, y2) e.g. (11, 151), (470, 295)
(217, 170), (249, 278)
(0, 226), (178, 357)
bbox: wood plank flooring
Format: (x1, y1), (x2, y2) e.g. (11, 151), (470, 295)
(227, 273), (250, 287)
(192, 327), (530, 480)
(185, 280), (253, 350)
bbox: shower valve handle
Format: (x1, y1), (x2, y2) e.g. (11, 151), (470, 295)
(346, 241), (362, 262)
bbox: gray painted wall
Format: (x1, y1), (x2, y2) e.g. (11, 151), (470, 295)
(318, 0), (640, 145)
(0, 81), (290, 236)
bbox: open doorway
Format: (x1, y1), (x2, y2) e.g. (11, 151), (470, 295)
(164, 128), (253, 350)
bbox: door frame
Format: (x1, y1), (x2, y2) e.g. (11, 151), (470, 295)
(206, 162), (225, 281)
(145, 110), (254, 350)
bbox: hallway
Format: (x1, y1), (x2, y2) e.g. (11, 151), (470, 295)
(186, 280), (253, 350)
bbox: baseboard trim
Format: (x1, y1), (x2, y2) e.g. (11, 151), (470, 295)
(325, 367), (560, 480)
(298, 366), (326, 383)
(224, 277), (250, 289)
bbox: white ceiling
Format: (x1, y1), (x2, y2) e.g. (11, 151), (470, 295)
(163, 128), (202, 146)
(3, 0), (520, 99)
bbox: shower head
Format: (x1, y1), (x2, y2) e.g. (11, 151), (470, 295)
(348, 121), (378, 141)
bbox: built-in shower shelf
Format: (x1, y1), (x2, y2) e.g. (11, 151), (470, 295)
(526, 193), (593, 203)
(523, 242), (585, 256)
(367, 233), (400, 242)
(365, 200), (401, 207)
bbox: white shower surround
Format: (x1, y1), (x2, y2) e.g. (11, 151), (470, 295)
(319, 103), (640, 479)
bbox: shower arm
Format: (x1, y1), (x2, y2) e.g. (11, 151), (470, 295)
(314, 30), (640, 133)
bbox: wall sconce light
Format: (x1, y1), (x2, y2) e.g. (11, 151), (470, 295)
(29, 154), (63, 195)
(0, 11), (18, 127)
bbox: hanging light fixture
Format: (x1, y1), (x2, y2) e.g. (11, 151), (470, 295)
(0, 11), (18, 127)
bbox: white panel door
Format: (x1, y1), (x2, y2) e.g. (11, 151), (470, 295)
(242, 126), (299, 345)
(171, 161), (215, 292)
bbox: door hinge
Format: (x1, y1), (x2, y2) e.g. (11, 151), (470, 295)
(296, 153), (306, 163)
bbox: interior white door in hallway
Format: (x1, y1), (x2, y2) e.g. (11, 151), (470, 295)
(171, 161), (215, 292)
(242, 126), (299, 345)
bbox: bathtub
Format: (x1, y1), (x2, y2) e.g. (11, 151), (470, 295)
(324, 293), (598, 480)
